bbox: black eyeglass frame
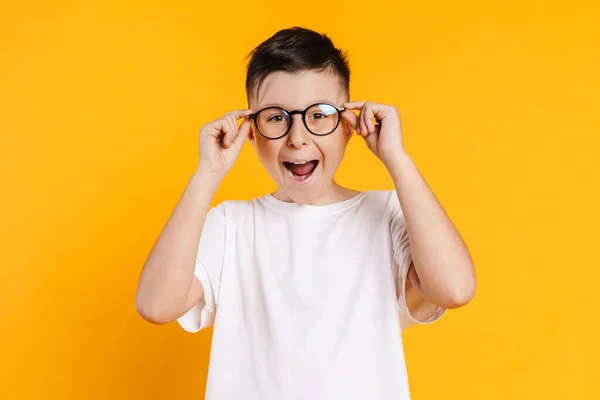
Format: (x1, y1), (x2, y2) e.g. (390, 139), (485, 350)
(248, 103), (346, 140)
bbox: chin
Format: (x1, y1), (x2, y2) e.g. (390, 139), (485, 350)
(268, 159), (320, 203)
(276, 178), (322, 204)
(286, 189), (321, 205)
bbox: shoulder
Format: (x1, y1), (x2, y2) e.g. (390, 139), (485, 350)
(361, 190), (401, 212)
(210, 195), (270, 222)
(362, 189), (396, 202)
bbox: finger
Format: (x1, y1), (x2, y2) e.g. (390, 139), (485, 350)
(364, 125), (378, 150)
(224, 116), (237, 148)
(363, 104), (376, 134)
(360, 103), (369, 136)
(218, 118), (230, 148)
(360, 104), (366, 135)
(232, 117), (252, 148)
(226, 114), (239, 147)
(344, 101), (371, 135)
(214, 118), (232, 148)
(343, 101), (368, 110)
(224, 110), (253, 147)
(367, 103), (396, 126)
(341, 110), (359, 132)
(218, 116), (234, 148)
(225, 109), (254, 120)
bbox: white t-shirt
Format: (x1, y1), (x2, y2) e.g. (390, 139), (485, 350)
(177, 190), (445, 400)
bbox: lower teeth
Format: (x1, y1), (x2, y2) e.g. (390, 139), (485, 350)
(289, 169), (312, 181)
(285, 162), (317, 181)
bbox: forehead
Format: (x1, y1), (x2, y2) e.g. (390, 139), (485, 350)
(251, 70), (346, 110)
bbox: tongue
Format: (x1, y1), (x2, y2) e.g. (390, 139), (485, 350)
(289, 161), (316, 176)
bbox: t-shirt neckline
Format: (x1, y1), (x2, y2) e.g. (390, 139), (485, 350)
(260, 191), (368, 216)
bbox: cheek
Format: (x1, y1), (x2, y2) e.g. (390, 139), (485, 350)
(256, 140), (283, 169)
(319, 135), (347, 170)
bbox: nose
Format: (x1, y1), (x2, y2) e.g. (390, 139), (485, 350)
(286, 115), (310, 149)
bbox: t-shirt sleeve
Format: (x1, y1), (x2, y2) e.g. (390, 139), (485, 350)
(388, 191), (446, 326)
(176, 203), (226, 333)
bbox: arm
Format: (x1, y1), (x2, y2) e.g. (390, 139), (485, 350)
(136, 109), (253, 325)
(342, 101), (476, 313)
(389, 153), (476, 310)
(135, 169), (220, 324)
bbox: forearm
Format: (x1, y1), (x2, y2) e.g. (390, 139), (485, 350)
(388, 153), (476, 308)
(136, 167), (221, 323)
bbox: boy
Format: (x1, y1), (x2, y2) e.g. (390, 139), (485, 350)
(136, 27), (476, 399)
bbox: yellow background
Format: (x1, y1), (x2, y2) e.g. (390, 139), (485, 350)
(2, 1), (599, 399)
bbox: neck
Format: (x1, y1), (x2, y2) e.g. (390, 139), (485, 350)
(272, 181), (360, 206)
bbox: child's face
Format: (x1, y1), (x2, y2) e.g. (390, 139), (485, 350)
(248, 70), (352, 204)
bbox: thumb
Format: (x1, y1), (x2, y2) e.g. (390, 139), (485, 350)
(341, 110), (359, 133)
(232, 118), (252, 149)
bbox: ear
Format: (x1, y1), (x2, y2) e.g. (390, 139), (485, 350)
(248, 124), (256, 148)
(344, 120), (354, 143)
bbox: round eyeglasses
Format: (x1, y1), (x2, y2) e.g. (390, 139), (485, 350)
(249, 103), (346, 140)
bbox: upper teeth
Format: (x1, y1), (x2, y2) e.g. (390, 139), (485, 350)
(292, 161), (308, 164)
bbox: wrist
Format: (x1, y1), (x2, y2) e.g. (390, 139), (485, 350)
(385, 150), (413, 178)
(193, 165), (224, 191)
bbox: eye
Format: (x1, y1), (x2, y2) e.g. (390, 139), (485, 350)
(308, 112), (328, 120)
(264, 112), (289, 124)
(308, 111), (331, 121)
(267, 114), (285, 122)
(307, 104), (337, 121)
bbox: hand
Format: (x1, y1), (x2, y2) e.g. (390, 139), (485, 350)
(342, 101), (406, 169)
(197, 109), (254, 178)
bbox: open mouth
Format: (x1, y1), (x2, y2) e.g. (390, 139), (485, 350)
(283, 160), (319, 182)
